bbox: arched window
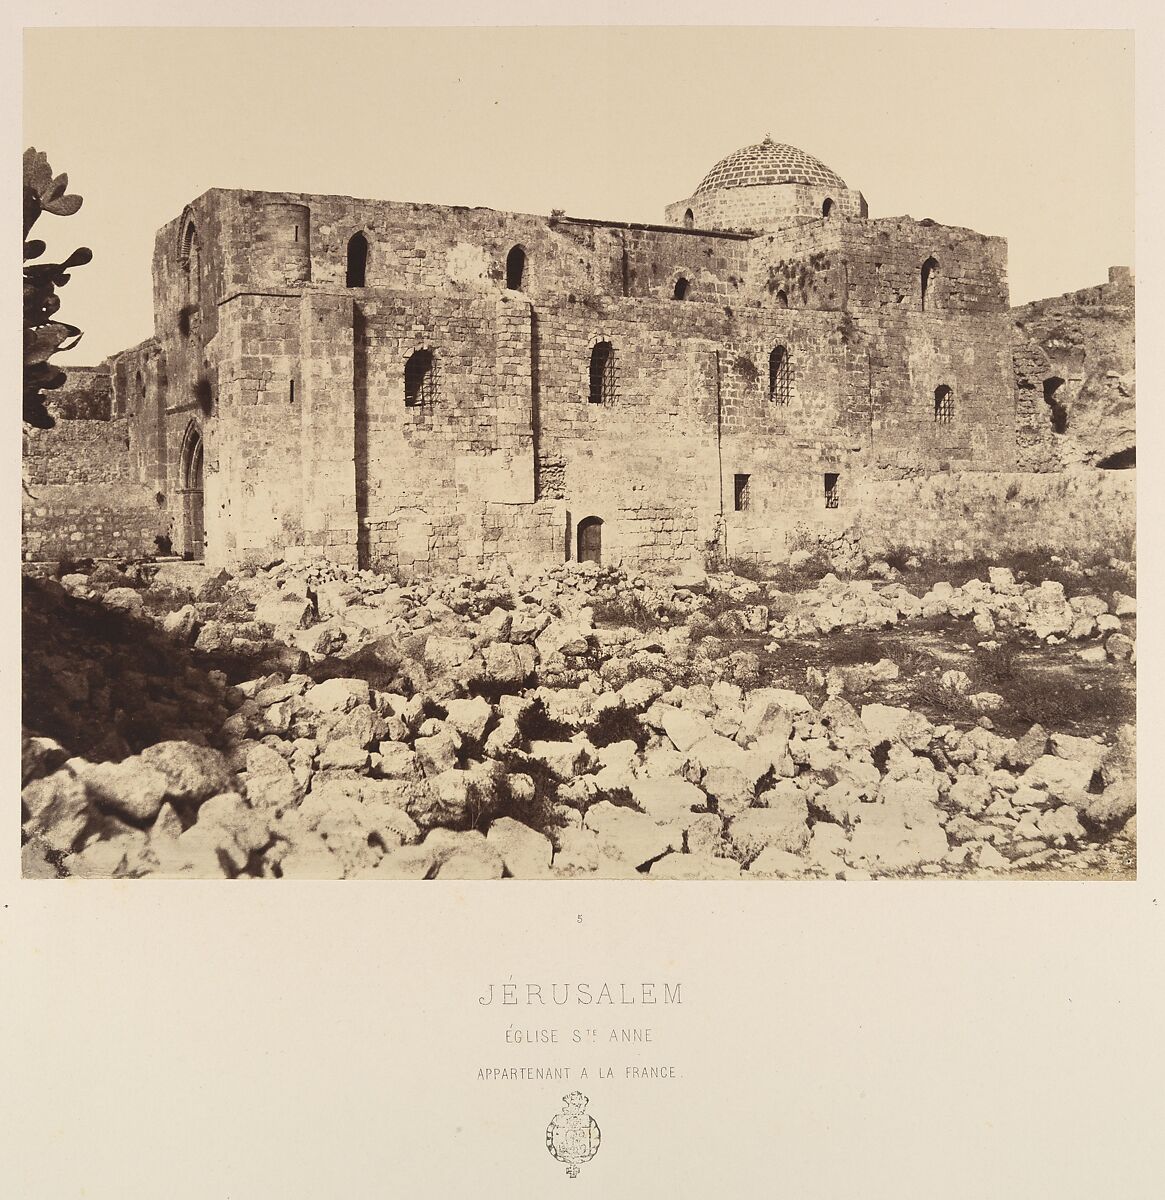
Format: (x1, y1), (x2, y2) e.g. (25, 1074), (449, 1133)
(506, 244), (526, 290)
(683, 209), (694, 229)
(775, 288), (788, 309)
(673, 277), (690, 301)
(822, 197), (834, 217)
(921, 256), (939, 310)
(934, 384), (954, 424)
(180, 218), (201, 306)
(180, 219), (199, 270)
(1043, 376), (1068, 434)
(769, 345), (790, 405)
(404, 349), (436, 407)
(588, 341), (615, 405)
(346, 232), (369, 288)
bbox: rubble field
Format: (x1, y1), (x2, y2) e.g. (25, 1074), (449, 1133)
(21, 549), (1136, 880)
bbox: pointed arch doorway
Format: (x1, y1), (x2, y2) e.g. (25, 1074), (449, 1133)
(179, 424), (205, 560)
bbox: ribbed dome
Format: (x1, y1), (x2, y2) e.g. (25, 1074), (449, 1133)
(694, 137), (846, 195)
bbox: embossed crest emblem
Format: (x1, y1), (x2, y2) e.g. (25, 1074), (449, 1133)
(545, 1090), (601, 1179)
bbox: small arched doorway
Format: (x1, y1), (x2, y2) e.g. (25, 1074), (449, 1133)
(577, 516), (603, 565)
(179, 425), (205, 560)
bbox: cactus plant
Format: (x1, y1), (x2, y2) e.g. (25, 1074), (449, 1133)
(24, 147), (92, 429)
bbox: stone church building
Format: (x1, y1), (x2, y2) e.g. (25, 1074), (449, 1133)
(26, 137), (1127, 574)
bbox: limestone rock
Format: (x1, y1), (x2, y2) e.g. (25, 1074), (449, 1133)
(423, 635), (474, 673)
(430, 830), (506, 879)
(656, 705), (715, 753)
(74, 757), (170, 823)
(254, 593), (315, 631)
(1037, 805), (1086, 842)
(140, 741), (232, 806)
(486, 817), (553, 877)
(727, 797), (810, 857)
(1021, 755), (1094, 803)
(304, 677), (371, 713)
(444, 696), (493, 742)
(162, 604), (199, 641)
(649, 853), (741, 880)
(748, 847), (811, 878)
(318, 738), (370, 772)
(584, 801), (676, 867)
(22, 770), (91, 853)
(102, 586), (145, 615)
(628, 777), (706, 823)
(700, 765), (754, 818)
(414, 729), (461, 777)
(527, 737), (598, 781)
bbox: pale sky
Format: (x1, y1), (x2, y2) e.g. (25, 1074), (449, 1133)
(24, 26), (1134, 363)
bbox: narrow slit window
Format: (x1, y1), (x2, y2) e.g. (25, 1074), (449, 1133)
(289, 379), (296, 403)
(404, 349), (435, 407)
(734, 474), (751, 512)
(824, 473), (840, 509)
(921, 256), (939, 310)
(588, 341), (615, 404)
(934, 384), (954, 424)
(769, 345), (791, 405)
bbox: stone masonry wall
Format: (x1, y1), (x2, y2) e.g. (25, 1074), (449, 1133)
(23, 418), (159, 563)
(664, 182), (866, 233)
(44, 186), (1099, 579)
(205, 190), (754, 309)
(857, 469), (1135, 561)
(46, 365), (112, 421)
(742, 218), (1009, 316)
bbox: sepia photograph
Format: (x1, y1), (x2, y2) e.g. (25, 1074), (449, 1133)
(21, 24), (1136, 881)
(9, 10), (1163, 1200)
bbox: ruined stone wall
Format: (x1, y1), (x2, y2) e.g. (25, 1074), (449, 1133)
(741, 218), (1009, 315)
(46, 365), (112, 420)
(23, 417), (159, 563)
(857, 469), (1135, 561)
(1012, 268), (1135, 471)
(189, 189), (755, 307)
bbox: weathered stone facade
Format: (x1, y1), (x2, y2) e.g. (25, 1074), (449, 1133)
(1012, 267), (1135, 471)
(22, 139), (1134, 572)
